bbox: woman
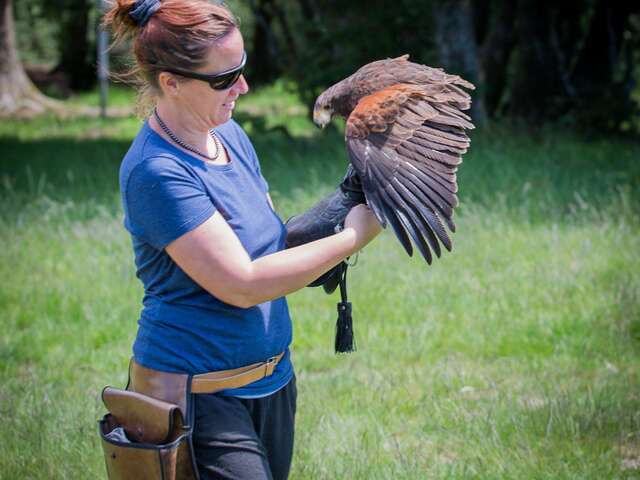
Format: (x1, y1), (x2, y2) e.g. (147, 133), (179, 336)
(103, 1), (381, 479)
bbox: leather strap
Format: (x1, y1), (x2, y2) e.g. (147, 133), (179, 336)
(129, 353), (286, 414)
(129, 361), (191, 418)
(190, 353), (284, 393)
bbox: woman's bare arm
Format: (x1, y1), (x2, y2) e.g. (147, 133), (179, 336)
(165, 204), (381, 308)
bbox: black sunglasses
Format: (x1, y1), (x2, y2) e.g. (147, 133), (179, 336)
(164, 51), (247, 91)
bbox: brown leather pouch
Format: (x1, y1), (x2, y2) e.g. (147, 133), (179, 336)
(99, 386), (197, 479)
(98, 354), (282, 479)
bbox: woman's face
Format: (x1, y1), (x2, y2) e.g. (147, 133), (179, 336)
(177, 28), (249, 127)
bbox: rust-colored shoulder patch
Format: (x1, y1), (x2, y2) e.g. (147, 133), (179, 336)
(346, 84), (426, 138)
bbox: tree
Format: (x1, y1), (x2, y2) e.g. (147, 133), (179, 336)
(434, 0), (487, 124)
(247, 0), (284, 86)
(570, 0), (639, 130)
(287, 0), (441, 112)
(477, 0), (517, 117)
(52, 0), (96, 91)
(0, 0), (60, 116)
(507, 0), (567, 122)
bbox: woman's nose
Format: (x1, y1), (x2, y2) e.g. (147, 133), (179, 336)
(233, 75), (249, 95)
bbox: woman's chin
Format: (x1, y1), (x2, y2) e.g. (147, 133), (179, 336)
(211, 111), (233, 127)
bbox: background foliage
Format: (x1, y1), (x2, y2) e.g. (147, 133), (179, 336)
(2, 1), (640, 478)
(10, 0), (640, 133)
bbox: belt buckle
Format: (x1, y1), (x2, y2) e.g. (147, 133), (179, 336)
(264, 356), (277, 376)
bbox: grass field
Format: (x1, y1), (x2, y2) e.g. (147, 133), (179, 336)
(1, 85), (639, 479)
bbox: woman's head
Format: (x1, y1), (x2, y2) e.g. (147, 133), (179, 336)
(104, 0), (248, 123)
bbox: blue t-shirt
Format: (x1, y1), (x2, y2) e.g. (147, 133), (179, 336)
(119, 119), (293, 397)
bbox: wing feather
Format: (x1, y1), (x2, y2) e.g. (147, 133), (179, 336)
(346, 137), (388, 227)
(396, 166), (456, 232)
(398, 141), (460, 166)
(342, 73), (473, 263)
(376, 164), (436, 262)
(377, 157), (450, 256)
(394, 204), (433, 264)
(413, 128), (469, 151)
(401, 159), (458, 200)
(391, 178), (445, 256)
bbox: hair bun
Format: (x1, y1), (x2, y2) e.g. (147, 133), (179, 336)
(129, 0), (161, 27)
(102, 0), (157, 42)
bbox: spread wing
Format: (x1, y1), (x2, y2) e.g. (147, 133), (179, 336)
(345, 83), (474, 264)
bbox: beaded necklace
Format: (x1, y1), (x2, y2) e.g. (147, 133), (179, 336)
(153, 108), (222, 161)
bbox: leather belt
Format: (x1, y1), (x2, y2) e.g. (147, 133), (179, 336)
(190, 352), (284, 393)
(128, 353), (285, 417)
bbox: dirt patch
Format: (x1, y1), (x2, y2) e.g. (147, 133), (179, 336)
(620, 440), (640, 471)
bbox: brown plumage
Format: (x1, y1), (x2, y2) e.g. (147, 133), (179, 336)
(313, 54), (475, 264)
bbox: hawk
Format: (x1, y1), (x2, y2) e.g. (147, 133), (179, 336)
(313, 54), (475, 263)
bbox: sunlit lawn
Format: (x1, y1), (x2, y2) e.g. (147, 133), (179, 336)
(1, 84), (639, 479)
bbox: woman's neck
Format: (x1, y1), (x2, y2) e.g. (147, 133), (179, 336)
(153, 102), (210, 148)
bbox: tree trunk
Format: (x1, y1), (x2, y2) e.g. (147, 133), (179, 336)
(248, 0), (282, 86)
(0, 0), (60, 117)
(434, 0), (487, 125)
(271, 0), (297, 60)
(572, 0), (633, 97)
(508, 0), (565, 122)
(569, 0), (638, 129)
(54, 0), (95, 91)
(478, 0), (517, 117)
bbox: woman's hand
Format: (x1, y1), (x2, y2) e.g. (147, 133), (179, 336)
(344, 204), (383, 250)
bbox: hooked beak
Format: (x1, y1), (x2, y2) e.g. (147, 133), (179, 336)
(313, 108), (332, 129)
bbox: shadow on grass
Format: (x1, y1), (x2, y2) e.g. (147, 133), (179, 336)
(1, 116), (639, 225)
(0, 113), (347, 210)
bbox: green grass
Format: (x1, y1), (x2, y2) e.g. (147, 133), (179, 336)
(1, 84), (639, 479)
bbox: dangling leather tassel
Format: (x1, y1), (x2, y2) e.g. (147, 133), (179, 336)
(335, 263), (355, 353)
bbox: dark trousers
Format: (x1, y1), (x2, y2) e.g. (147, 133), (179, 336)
(192, 376), (297, 480)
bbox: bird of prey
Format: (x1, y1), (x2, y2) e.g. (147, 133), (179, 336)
(313, 54), (475, 264)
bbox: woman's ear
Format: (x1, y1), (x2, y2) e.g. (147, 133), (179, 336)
(157, 72), (180, 97)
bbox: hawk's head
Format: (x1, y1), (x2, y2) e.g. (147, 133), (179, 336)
(313, 91), (334, 129)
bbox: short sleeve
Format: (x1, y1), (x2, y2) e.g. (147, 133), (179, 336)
(123, 156), (216, 250)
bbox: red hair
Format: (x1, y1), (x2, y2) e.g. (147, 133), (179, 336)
(103, 0), (237, 114)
